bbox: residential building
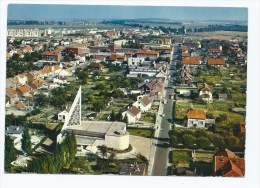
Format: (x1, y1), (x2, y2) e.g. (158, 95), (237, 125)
(41, 50), (61, 62)
(186, 108), (206, 128)
(214, 149), (245, 177)
(132, 95), (152, 113)
(6, 126), (25, 150)
(198, 83), (213, 103)
(122, 106), (141, 124)
(136, 50), (159, 60)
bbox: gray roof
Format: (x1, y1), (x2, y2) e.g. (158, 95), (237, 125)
(6, 126), (24, 135)
(66, 121), (128, 137)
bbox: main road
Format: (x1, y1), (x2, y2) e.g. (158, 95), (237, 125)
(150, 46), (178, 176)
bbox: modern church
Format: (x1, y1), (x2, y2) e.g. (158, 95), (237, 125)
(57, 86), (130, 153)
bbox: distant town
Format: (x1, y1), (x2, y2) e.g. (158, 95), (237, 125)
(5, 17), (247, 177)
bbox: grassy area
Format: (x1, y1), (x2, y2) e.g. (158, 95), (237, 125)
(127, 128), (154, 138)
(194, 151), (214, 163)
(139, 112), (156, 123)
(172, 150), (192, 167)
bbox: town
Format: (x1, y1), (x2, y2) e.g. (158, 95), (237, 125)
(5, 18), (247, 177)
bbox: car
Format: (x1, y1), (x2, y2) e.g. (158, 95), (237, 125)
(161, 114), (165, 117)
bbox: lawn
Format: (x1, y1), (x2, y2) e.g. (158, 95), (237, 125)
(172, 150), (192, 167)
(127, 128), (154, 138)
(194, 151), (214, 163)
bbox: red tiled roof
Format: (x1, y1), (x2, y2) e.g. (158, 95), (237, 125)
(137, 50), (159, 55)
(214, 150), (245, 177)
(110, 54), (125, 61)
(6, 88), (18, 97)
(182, 57), (200, 65)
(15, 102), (25, 110)
(187, 109), (206, 119)
(198, 83), (213, 91)
(42, 50), (60, 56)
(182, 52), (190, 57)
(18, 85), (30, 93)
(128, 106), (141, 116)
(139, 96), (151, 107)
(207, 58), (226, 65)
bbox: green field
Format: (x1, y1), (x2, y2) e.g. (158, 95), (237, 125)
(127, 128), (154, 138)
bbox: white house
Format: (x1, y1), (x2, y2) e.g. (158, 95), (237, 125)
(58, 108), (70, 122)
(186, 108), (206, 128)
(132, 95), (152, 113)
(128, 57), (145, 66)
(122, 106), (141, 124)
(58, 68), (73, 78)
(198, 83), (213, 103)
(6, 126), (25, 150)
(16, 73), (28, 85)
(53, 77), (68, 85)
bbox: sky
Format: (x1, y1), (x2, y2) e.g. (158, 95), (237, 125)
(8, 4), (248, 21)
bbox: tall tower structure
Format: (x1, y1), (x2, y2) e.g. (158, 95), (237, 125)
(57, 86), (82, 143)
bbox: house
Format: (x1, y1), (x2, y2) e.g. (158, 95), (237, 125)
(136, 50), (159, 60)
(16, 73), (28, 85)
(88, 62), (104, 71)
(128, 57), (145, 66)
(15, 102), (26, 110)
(182, 57), (201, 66)
(66, 44), (90, 55)
(53, 77), (68, 85)
(239, 122), (246, 135)
(40, 66), (53, 77)
(28, 80), (43, 90)
(214, 149), (245, 177)
(186, 108), (206, 128)
(122, 106), (141, 124)
(17, 84), (32, 97)
(145, 79), (164, 99)
(119, 163), (146, 176)
(132, 95), (152, 113)
(198, 83), (213, 103)
(6, 88), (19, 105)
(6, 126), (25, 150)
(6, 78), (19, 88)
(109, 54), (125, 62)
(58, 68), (73, 78)
(58, 108), (70, 122)
(41, 50), (61, 62)
(151, 45), (173, 54)
(22, 46), (33, 53)
(207, 58), (226, 67)
(208, 49), (222, 56)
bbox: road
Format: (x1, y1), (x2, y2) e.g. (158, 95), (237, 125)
(150, 47), (177, 175)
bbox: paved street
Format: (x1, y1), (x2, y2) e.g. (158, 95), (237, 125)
(149, 46), (177, 176)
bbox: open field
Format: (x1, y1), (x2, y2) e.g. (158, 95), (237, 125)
(188, 31), (247, 41)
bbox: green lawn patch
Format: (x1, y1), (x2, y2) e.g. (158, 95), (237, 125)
(127, 128), (154, 138)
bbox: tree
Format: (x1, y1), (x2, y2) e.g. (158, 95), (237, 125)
(196, 137), (211, 149)
(224, 136), (239, 151)
(110, 110), (116, 121)
(93, 100), (105, 112)
(99, 145), (108, 159)
(123, 114), (128, 124)
(182, 134), (196, 148)
(5, 136), (17, 172)
(35, 94), (49, 107)
(21, 127), (32, 154)
(209, 134), (225, 150)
